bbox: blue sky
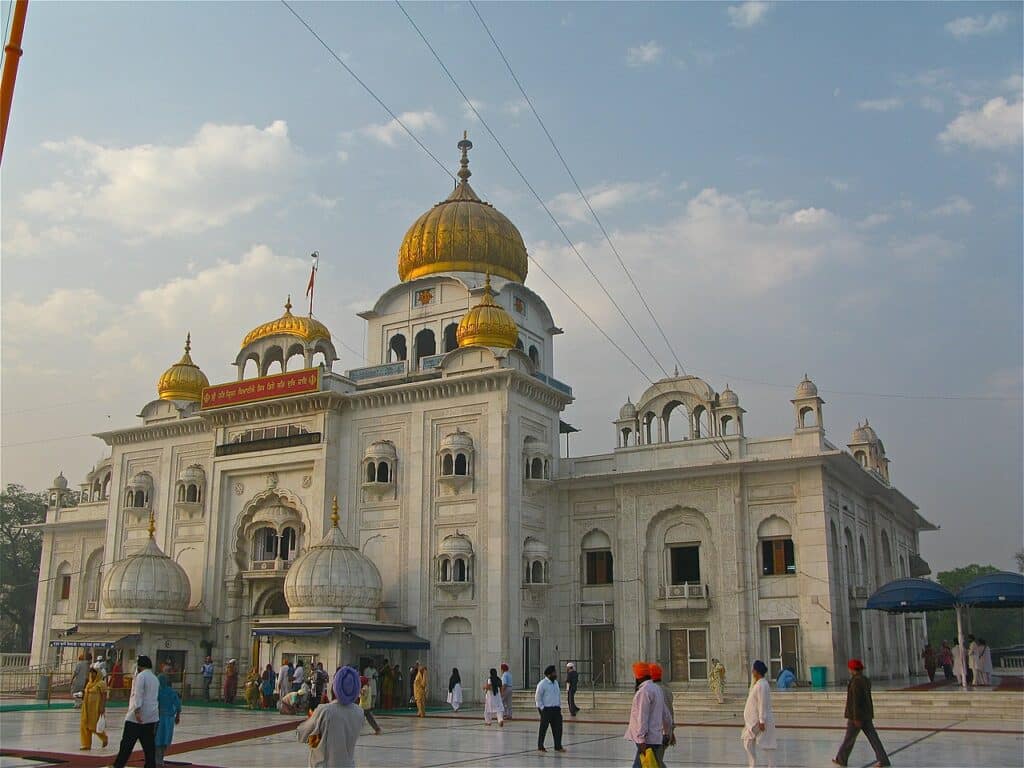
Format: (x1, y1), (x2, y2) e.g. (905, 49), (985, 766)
(2, 1), (1021, 571)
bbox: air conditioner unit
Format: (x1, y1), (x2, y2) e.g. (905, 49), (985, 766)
(86, 600), (98, 612)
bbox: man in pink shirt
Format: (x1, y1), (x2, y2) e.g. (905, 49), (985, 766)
(624, 661), (673, 768)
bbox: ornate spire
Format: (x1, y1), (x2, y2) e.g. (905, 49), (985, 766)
(148, 510), (156, 539)
(331, 495), (340, 528)
(184, 332), (192, 355)
(284, 295), (293, 315)
(457, 131), (472, 184)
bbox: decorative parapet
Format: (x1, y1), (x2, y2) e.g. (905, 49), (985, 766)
(347, 362), (408, 383)
(532, 372), (572, 397)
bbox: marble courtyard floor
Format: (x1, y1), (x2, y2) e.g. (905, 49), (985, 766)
(0, 704), (1021, 768)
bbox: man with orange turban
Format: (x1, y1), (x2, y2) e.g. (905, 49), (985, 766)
(625, 661), (672, 768)
(833, 659), (890, 767)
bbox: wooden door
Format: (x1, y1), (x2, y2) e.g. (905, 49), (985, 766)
(670, 630), (689, 681)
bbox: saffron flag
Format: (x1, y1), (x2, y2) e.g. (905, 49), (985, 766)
(306, 251), (319, 298)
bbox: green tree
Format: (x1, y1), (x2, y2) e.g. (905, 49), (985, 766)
(0, 484), (46, 652)
(926, 564), (1024, 651)
(1016, 549), (1024, 574)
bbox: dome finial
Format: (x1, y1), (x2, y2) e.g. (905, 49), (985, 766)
(147, 510), (156, 539)
(284, 295), (293, 315)
(331, 495), (340, 528)
(457, 131), (472, 183)
(184, 332), (192, 355)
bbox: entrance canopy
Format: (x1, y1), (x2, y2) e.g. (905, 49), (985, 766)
(958, 571), (1024, 608)
(347, 627), (430, 650)
(251, 627), (334, 638)
(50, 633), (140, 649)
(865, 578), (956, 613)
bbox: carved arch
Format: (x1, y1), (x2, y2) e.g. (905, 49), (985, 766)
(231, 487), (311, 572)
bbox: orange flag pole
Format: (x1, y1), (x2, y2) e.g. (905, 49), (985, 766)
(0, 0), (29, 164)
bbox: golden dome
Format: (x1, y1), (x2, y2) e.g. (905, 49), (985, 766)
(157, 334), (210, 402)
(242, 297), (331, 348)
(397, 134), (528, 284)
(457, 276), (519, 349)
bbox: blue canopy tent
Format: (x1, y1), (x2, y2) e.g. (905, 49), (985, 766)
(957, 571), (1024, 609)
(865, 578), (956, 613)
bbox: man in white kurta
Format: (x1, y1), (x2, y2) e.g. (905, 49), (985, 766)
(296, 667), (365, 768)
(742, 660), (777, 768)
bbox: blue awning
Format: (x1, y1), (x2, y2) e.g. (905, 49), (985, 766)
(347, 627), (430, 650)
(251, 627), (335, 638)
(958, 572), (1024, 608)
(866, 578), (956, 613)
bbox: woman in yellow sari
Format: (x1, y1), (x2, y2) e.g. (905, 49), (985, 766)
(244, 667), (261, 709)
(80, 667), (108, 749)
(413, 665), (428, 717)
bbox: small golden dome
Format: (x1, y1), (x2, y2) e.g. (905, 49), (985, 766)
(157, 334), (210, 402)
(397, 134), (529, 284)
(457, 276), (519, 349)
(241, 297), (331, 348)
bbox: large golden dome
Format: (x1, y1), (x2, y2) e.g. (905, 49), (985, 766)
(398, 134), (528, 284)
(457, 276), (519, 349)
(157, 334), (210, 402)
(242, 297), (331, 348)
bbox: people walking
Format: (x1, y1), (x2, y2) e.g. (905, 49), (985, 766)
(709, 657), (727, 704)
(952, 638), (966, 686)
(260, 664), (277, 709)
(362, 660), (377, 706)
(535, 665), (565, 753)
(742, 660), (777, 768)
(939, 642), (954, 682)
(967, 634), (977, 686)
(71, 651), (91, 709)
(278, 657), (293, 704)
(313, 662), (329, 707)
(112, 654), (159, 768)
(922, 644), (937, 682)
(409, 662), (419, 708)
(222, 659), (238, 704)
(109, 657), (125, 698)
(414, 664), (429, 717)
(625, 661), (672, 768)
(483, 668), (505, 726)
(500, 663), (513, 719)
(296, 666), (366, 768)
(975, 638), (993, 685)
(650, 663), (676, 758)
(359, 675), (382, 735)
(155, 674), (182, 768)
(380, 662), (393, 710)
(244, 667), (261, 709)
(79, 667), (108, 750)
(392, 664), (403, 710)
(832, 659), (890, 768)
(447, 668), (463, 712)
(200, 656), (214, 701)
(566, 662), (580, 716)
(293, 659), (307, 692)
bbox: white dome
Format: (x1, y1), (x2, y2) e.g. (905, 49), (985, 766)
(284, 520), (382, 621)
(180, 464), (205, 485)
(365, 440), (398, 461)
(523, 536), (550, 560)
(719, 386), (739, 407)
(438, 532), (474, 558)
(52, 472), (68, 490)
(794, 375), (818, 399)
(851, 420), (878, 444)
(440, 429), (474, 453)
(101, 537), (191, 621)
(619, 398), (637, 420)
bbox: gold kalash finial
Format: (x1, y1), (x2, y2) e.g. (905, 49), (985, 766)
(148, 510), (156, 539)
(331, 495), (340, 528)
(457, 131), (472, 184)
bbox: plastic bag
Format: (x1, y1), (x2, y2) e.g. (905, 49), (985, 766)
(639, 747), (659, 768)
(96, 714), (106, 734)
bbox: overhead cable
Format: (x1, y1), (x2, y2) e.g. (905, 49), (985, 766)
(469, 0), (687, 376)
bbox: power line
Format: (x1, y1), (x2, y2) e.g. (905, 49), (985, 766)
(278, 0), (455, 183)
(395, 0), (667, 385)
(469, 0), (687, 377)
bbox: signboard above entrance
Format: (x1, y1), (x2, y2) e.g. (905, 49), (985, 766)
(201, 368), (321, 410)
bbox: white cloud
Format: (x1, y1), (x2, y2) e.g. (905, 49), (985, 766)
(728, 1), (772, 28)
(945, 13), (1009, 39)
(926, 195), (973, 218)
(360, 110), (442, 146)
(1003, 74), (1023, 94)
(626, 41), (663, 67)
(833, 87), (841, 98)
(828, 178), (850, 192)
(919, 96), (944, 113)
(548, 181), (659, 223)
(461, 99), (486, 122)
(503, 98), (529, 117)
(990, 163), (1012, 188)
(889, 233), (964, 268)
(857, 97), (903, 112)
(308, 194), (340, 210)
(0, 220), (77, 258)
(788, 207), (835, 226)
(23, 121), (298, 240)
(939, 97), (1023, 150)
(3, 288), (110, 338)
(857, 212), (893, 230)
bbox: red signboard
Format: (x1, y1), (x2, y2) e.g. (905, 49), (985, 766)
(201, 368), (320, 409)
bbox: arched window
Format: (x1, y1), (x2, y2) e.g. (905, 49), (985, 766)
(177, 485), (186, 502)
(280, 527), (297, 561)
(844, 528), (857, 585)
(515, 338), (524, 351)
(531, 560), (544, 584)
(758, 516), (795, 576)
(376, 461), (390, 483)
(101, 474), (111, 500)
(443, 323), (459, 353)
(692, 405), (706, 438)
(454, 453), (468, 476)
(133, 490), (146, 508)
(414, 328), (436, 364)
(854, 450), (867, 466)
(721, 415), (733, 435)
(621, 427), (633, 446)
(643, 412), (656, 444)
(662, 400), (688, 442)
(265, 359), (283, 375)
(441, 558), (451, 582)
(799, 406), (816, 428)
(261, 590), (288, 616)
(81, 550), (103, 612)
(366, 461), (377, 483)
(528, 345), (539, 365)
(441, 454), (454, 476)
(285, 345), (305, 371)
(310, 351), (327, 368)
(186, 484), (199, 503)
(389, 334), (407, 363)
(859, 537), (869, 588)
(253, 527), (279, 561)
(530, 457), (543, 479)
(880, 531), (893, 581)
(453, 558), (467, 582)
(582, 529), (614, 585)
(242, 357), (259, 379)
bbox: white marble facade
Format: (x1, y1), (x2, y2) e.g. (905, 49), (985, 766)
(28, 146), (934, 701)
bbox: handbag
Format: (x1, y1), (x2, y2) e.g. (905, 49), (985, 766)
(96, 714), (106, 734)
(639, 747), (659, 768)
